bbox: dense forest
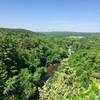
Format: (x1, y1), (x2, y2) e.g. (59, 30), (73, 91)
(0, 28), (100, 100)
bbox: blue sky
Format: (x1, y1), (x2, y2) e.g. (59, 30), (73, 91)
(0, 0), (100, 32)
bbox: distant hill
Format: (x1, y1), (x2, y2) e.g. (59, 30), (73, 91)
(0, 28), (100, 37)
(0, 28), (40, 35)
(43, 31), (100, 37)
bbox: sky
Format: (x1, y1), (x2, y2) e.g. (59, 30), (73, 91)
(0, 0), (100, 32)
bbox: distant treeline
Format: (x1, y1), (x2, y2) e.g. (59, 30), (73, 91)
(43, 31), (100, 37)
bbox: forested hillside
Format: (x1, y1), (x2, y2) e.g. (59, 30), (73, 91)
(0, 28), (100, 100)
(0, 28), (69, 99)
(40, 38), (100, 100)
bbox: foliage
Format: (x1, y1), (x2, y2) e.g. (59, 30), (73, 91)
(0, 28), (100, 99)
(0, 28), (69, 99)
(39, 38), (100, 100)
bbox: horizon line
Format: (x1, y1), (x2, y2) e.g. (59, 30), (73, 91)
(0, 27), (100, 33)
